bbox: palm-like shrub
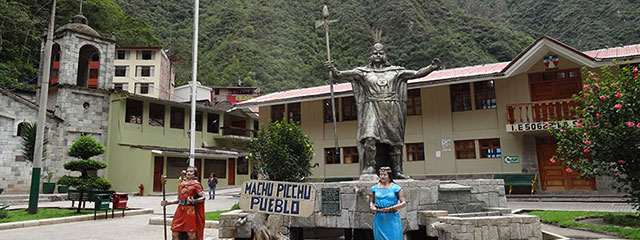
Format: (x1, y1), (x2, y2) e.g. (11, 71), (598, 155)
(19, 122), (48, 162)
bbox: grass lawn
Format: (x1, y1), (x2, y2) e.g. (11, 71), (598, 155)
(528, 210), (640, 239)
(205, 204), (240, 221)
(0, 208), (93, 224)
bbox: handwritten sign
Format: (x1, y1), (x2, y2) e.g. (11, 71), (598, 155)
(239, 180), (316, 217)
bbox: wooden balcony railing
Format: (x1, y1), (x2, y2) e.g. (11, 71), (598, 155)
(506, 99), (577, 124)
(221, 126), (257, 138)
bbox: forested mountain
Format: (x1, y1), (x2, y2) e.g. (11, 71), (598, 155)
(448, 0), (640, 51)
(0, 0), (160, 90)
(4, 1), (640, 93)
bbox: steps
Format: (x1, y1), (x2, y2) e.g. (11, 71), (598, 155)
(506, 194), (628, 203)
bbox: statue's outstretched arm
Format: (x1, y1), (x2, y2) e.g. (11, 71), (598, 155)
(400, 58), (441, 81)
(325, 61), (361, 82)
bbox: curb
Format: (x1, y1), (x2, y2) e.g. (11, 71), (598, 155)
(148, 217), (219, 229)
(0, 208), (153, 231)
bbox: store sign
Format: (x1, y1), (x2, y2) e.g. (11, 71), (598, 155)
(506, 120), (578, 133)
(239, 180), (316, 217)
(504, 155), (520, 164)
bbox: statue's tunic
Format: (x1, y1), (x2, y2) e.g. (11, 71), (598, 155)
(350, 66), (408, 147)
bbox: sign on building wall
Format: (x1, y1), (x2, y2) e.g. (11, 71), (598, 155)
(544, 55), (559, 69)
(504, 155), (520, 164)
(239, 180), (316, 217)
(506, 120), (578, 133)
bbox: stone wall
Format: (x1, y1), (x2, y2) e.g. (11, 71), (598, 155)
(433, 214), (542, 240)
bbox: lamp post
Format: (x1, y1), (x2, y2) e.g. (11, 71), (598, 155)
(189, 0), (199, 167)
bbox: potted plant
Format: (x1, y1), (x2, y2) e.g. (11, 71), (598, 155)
(58, 135), (112, 212)
(42, 171), (56, 194)
(58, 184), (69, 193)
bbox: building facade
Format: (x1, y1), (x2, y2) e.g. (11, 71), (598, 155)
(239, 36), (640, 194)
(173, 83), (260, 105)
(112, 47), (175, 100)
(105, 92), (259, 195)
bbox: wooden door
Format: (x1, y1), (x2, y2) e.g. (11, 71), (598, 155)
(153, 156), (164, 192)
(228, 158), (235, 185)
(536, 136), (596, 191)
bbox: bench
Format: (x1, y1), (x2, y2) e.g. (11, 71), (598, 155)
(492, 174), (537, 194)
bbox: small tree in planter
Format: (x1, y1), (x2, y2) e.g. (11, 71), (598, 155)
(42, 171), (56, 194)
(58, 135), (111, 212)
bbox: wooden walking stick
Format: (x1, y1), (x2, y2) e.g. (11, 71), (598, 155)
(162, 175), (167, 240)
(315, 5), (339, 152)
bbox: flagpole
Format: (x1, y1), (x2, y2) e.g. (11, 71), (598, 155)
(189, 0), (199, 167)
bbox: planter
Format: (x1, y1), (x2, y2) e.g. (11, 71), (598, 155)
(58, 185), (69, 193)
(0, 188), (4, 194)
(68, 190), (90, 201)
(42, 182), (56, 194)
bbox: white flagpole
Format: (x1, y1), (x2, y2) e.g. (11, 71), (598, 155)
(189, 0), (199, 167)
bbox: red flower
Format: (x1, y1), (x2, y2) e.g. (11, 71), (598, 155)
(599, 95), (606, 100)
(615, 104), (622, 109)
(589, 90), (594, 94)
(584, 140), (590, 145)
(618, 160), (626, 164)
(628, 122), (635, 127)
(633, 67), (638, 73)
(584, 93), (589, 97)
(635, 75), (639, 80)
(594, 83), (600, 88)
(583, 133), (588, 136)
(565, 168), (573, 173)
(544, 121), (550, 126)
(594, 77), (598, 81)
(637, 122), (640, 128)
(549, 157), (556, 163)
(560, 129), (567, 133)
(576, 123), (583, 127)
(596, 113), (602, 118)
(589, 72), (595, 77)
(589, 105), (595, 109)
(612, 83), (618, 87)
(583, 85), (589, 89)
(583, 148), (591, 153)
(616, 93), (623, 98)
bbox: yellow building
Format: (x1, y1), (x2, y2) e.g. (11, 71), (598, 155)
(238, 36), (640, 193)
(105, 92), (258, 195)
(112, 47), (175, 100)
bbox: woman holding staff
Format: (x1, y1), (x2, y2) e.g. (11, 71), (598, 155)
(370, 166), (406, 240)
(161, 166), (206, 240)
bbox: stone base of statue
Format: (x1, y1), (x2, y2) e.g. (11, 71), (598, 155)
(358, 174), (379, 181)
(219, 179), (542, 240)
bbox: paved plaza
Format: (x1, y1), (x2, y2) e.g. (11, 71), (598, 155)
(0, 187), (636, 239)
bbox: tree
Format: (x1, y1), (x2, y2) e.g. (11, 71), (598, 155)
(19, 122), (48, 162)
(58, 135), (111, 191)
(551, 65), (640, 212)
(248, 120), (313, 182)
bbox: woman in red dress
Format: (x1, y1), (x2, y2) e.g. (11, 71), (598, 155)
(162, 166), (206, 240)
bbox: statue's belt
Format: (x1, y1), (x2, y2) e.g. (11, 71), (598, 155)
(178, 199), (195, 206)
(364, 99), (399, 102)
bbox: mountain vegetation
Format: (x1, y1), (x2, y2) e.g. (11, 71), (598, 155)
(3, 0), (640, 93)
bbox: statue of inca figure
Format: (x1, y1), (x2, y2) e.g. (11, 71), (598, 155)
(325, 43), (441, 179)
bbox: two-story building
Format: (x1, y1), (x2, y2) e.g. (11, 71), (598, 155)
(173, 83), (260, 105)
(238, 36), (640, 194)
(105, 91), (259, 195)
(112, 47), (175, 100)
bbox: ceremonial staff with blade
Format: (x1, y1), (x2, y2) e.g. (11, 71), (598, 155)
(162, 175), (167, 240)
(316, 5), (339, 151)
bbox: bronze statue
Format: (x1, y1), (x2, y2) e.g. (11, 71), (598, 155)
(325, 43), (440, 179)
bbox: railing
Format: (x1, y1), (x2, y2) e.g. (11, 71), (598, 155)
(221, 126), (257, 138)
(506, 99), (577, 124)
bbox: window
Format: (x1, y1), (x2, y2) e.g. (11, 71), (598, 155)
(342, 96), (357, 121)
(407, 89), (422, 115)
(170, 107), (185, 129)
(237, 157), (249, 175)
(287, 103), (301, 123)
(455, 140), (476, 159)
(136, 83), (153, 94)
(115, 66), (128, 77)
(325, 148), (340, 164)
(113, 83), (128, 91)
(16, 122), (27, 137)
(116, 50), (129, 60)
(138, 50), (155, 60)
(136, 66), (154, 77)
(474, 80), (496, 109)
(204, 159), (227, 178)
(166, 157), (188, 178)
(324, 99), (340, 123)
(343, 147), (359, 164)
(479, 138), (501, 158)
(271, 104), (284, 122)
(149, 103), (165, 127)
(125, 99), (143, 124)
(207, 113), (219, 133)
(450, 83), (471, 112)
(406, 143), (425, 161)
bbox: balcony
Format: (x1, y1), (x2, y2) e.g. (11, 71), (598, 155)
(214, 126), (257, 145)
(505, 99), (578, 133)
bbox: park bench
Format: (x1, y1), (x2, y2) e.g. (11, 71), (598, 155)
(492, 173), (537, 194)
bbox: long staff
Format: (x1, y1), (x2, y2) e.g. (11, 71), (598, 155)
(316, 5), (339, 151)
(162, 175), (167, 240)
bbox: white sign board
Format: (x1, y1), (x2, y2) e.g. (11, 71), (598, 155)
(239, 180), (316, 217)
(506, 120), (578, 133)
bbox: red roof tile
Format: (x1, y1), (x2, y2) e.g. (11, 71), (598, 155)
(584, 43), (640, 59)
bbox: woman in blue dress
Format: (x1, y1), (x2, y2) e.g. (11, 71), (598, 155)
(370, 166), (406, 240)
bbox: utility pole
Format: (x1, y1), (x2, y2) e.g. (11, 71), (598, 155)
(28, 0), (56, 214)
(189, 0), (199, 167)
